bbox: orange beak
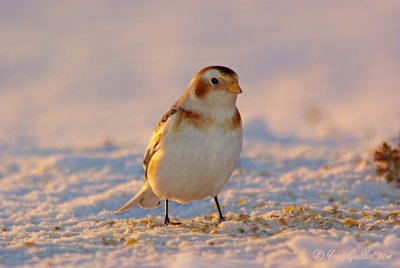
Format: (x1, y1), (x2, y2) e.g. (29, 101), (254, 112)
(228, 82), (242, 94)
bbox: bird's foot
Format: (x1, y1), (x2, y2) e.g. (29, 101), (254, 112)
(166, 221), (182, 226)
(217, 216), (226, 224)
(164, 217), (182, 226)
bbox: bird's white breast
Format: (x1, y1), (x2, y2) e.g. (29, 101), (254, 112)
(147, 117), (242, 203)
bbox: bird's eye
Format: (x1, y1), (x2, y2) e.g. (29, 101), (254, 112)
(211, 78), (219, 85)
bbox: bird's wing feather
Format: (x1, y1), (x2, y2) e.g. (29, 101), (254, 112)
(143, 105), (178, 179)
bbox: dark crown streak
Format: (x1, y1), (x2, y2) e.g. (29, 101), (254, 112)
(197, 66), (237, 77)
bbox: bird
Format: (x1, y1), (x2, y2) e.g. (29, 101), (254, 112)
(115, 66), (242, 225)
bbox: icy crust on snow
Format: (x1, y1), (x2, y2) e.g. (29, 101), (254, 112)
(1, 142), (399, 267)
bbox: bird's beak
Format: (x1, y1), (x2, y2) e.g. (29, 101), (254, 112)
(228, 82), (242, 94)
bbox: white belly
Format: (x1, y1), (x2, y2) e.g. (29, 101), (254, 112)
(147, 125), (242, 203)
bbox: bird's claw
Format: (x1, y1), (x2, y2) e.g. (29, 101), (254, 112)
(164, 217), (182, 226)
(217, 217), (226, 224)
(166, 221), (182, 226)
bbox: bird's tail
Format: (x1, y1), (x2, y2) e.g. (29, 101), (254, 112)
(115, 182), (160, 214)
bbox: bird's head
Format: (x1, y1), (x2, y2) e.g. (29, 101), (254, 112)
(183, 66), (242, 113)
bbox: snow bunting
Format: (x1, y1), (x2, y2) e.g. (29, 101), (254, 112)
(116, 66), (242, 225)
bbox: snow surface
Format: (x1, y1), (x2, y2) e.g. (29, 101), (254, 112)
(1, 1), (400, 268)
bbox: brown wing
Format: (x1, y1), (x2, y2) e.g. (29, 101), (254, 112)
(143, 106), (178, 179)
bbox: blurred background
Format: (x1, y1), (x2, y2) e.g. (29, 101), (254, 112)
(1, 0), (399, 149)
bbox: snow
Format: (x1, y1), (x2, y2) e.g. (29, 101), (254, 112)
(1, 1), (400, 268)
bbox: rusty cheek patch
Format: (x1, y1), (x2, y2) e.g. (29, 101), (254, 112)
(194, 80), (209, 98)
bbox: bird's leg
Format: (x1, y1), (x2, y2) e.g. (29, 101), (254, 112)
(164, 199), (181, 225)
(214, 196), (225, 223)
(164, 199), (171, 225)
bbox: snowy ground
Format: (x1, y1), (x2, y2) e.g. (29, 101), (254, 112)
(1, 1), (400, 268)
(1, 140), (399, 267)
